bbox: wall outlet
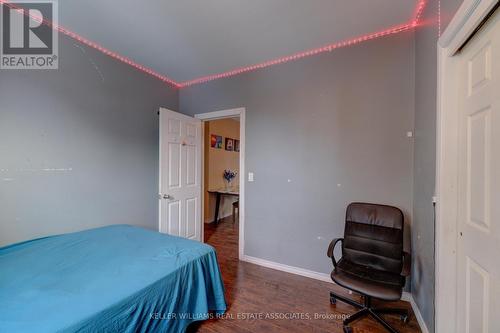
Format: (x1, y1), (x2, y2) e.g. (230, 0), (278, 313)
(248, 172), (254, 182)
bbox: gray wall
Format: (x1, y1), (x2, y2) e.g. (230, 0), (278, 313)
(412, 0), (462, 331)
(0, 7), (466, 330)
(180, 32), (415, 276)
(0, 34), (178, 246)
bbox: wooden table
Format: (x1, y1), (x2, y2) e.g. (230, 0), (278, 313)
(207, 186), (239, 224)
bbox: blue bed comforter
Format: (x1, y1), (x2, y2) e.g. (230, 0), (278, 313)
(0, 225), (226, 333)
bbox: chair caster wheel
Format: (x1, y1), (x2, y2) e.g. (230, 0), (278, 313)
(400, 314), (409, 324)
(343, 326), (353, 333)
(330, 296), (337, 305)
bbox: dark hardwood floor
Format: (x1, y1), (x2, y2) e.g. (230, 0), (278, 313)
(187, 216), (421, 333)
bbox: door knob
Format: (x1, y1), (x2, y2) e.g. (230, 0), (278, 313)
(163, 194), (171, 199)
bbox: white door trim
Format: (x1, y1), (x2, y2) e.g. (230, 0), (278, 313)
(196, 108), (245, 121)
(436, 1), (498, 331)
(195, 108), (246, 260)
(439, 0), (499, 53)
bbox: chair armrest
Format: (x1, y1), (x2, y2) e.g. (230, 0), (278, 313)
(327, 238), (343, 268)
(401, 251), (411, 276)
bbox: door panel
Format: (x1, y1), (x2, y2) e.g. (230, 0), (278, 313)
(465, 257), (490, 333)
(467, 107), (491, 232)
(186, 123), (197, 139)
(186, 197), (197, 239)
(457, 9), (500, 333)
(468, 43), (491, 95)
(159, 108), (201, 240)
(167, 200), (181, 236)
(168, 118), (181, 135)
(186, 144), (196, 186)
(168, 142), (181, 188)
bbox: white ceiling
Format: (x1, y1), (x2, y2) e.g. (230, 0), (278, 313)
(57, 0), (417, 83)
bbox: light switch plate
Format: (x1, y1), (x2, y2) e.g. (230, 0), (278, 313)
(248, 172), (254, 182)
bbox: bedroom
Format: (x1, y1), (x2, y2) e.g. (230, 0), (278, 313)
(1, 0), (499, 332)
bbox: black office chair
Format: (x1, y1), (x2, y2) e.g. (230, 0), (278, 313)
(327, 202), (411, 333)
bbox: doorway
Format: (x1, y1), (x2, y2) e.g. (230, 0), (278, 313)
(195, 108), (246, 259)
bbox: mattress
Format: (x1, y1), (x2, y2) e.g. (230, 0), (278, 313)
(0, 225), (226, 332)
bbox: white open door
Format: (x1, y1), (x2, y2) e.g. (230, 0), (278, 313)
(456, 9), (500, 333)
(159, 108), (201, 241)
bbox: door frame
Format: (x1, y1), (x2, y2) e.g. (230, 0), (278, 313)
(435, 0), (498, 331)
(195, 108), (246, 260)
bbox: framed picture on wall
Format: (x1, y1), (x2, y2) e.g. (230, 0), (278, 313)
(211, 134), (222, 148)
(225, 138), (234, 151)
(234, 140), (240, 152)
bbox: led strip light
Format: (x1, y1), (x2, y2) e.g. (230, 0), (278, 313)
(0, 0), (181, 88)
(0, 0), (427, 88)
(412, 0), (427, 27)
(181, 0), (427, 87)
(180, 23), (412, 87)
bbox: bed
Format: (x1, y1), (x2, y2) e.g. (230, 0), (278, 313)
(0, 225), (227, 333)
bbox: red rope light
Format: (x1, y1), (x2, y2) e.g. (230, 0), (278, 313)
(0, 0), (427, 88)
(0, 0), (181, 88)
(180, 0), (428, 87)
(179, 23), (412, 87)
(412, 0), (427, 26)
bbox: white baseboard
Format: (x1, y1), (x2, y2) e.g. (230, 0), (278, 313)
(401, 293), (430, 333)
(240, 254), (427, 333)
(241, 255), (333, 283)
(401, 291), (412, 302)
(406, 294), (430, 333)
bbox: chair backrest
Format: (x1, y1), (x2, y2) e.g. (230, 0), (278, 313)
(342, 202), (404, 274)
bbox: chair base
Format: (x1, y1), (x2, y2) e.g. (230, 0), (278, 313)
(330, 291), (409, 333)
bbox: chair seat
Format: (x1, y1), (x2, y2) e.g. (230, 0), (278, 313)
(331, 259), (404, 301)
